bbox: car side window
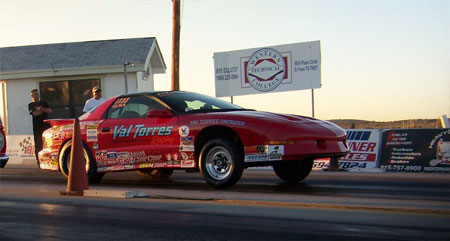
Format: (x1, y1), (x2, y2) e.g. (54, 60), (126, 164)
(106, 95), (165, 119)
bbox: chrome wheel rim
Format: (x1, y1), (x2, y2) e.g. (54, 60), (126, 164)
(205, 146), (233, 180)
(65, 149), (90, 174)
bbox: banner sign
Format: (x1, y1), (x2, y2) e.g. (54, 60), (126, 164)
(213, 41), (321, 97)
(6, 135), (36, 164)
(379, 129), (450, 172)
(313, 129), (381, 171)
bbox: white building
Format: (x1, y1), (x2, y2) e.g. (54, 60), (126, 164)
(0, 37), (166, 164)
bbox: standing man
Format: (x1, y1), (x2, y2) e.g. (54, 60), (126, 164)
(28, 89), (52, 166)
(83, 87), (105, 113)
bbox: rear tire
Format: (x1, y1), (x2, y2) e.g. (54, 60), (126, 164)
(136, 169), (174, 179)
(59, 140), (104, 184)
(272, 158), (314, 183)
(199, 138), (244, 189)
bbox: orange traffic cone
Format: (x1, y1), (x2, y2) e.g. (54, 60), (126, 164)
(59, 118), (89, 196)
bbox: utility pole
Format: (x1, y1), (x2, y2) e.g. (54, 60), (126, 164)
(171, 0), (180, 91)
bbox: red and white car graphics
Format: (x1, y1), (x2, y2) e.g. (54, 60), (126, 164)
(39, 91), (348, 188)
(0, 118), (8, 168)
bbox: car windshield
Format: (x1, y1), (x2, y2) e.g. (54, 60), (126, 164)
(155, 92), (244, 113)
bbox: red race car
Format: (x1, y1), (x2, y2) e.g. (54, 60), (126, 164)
(0, 118), (8, 168)
(39, 91), (348, 188)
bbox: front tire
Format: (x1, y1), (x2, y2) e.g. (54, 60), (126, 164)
(59, 140), (104, 184)
(199, 138), (244, 189)
(272, 158), (314, 183)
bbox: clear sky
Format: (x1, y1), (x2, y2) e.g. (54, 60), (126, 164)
(1, 0), (449, 121)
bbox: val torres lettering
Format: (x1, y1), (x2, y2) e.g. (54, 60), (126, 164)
(113, 124), (173, 140)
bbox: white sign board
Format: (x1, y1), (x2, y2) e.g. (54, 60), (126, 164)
(213, 41), (321, 97)
(6, 135), (36, 164)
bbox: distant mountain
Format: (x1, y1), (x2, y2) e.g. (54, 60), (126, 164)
(328, 119), (442, 129)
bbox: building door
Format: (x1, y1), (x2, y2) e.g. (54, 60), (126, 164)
(40, 79), (100, 119)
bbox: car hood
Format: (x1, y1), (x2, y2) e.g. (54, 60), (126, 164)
(216, 110), (346, 139)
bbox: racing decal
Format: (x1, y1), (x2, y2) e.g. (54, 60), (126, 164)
(180, 136), (195, 151)
(117, 151), (131, 165)
(106, 151), (118, 165)
(181, 152), (196, 168)
(166, 153), (181, 167)
(179, 145), (195, 151)
(151, 159), (167, 168)
(92, 143), (99, 150)
(181, 136), (194, 145)
(190, 119), (246, 126)
(106, 151), (117, 159)
(86, 125), (98, 142)
(245, 145), (268, 154)
(181, 160), (195, 168)
(139, 163), (152, 169)
(268, 145), (284, 161)
(80, 121), (101, 129)
(129, 151), (147, 164)
(179, 125), (189, 137)
(95, 150), (108, 167)
(245, 145), (284, 154)
(245, 145), (284, 162)
(52, 130), (66, 140)
(245, 154), (268, 162)
(112, 97), (130, 109)
(61, 124), (74, 131)
(50, 153), (58, 166)
(113, 124), (173, 140)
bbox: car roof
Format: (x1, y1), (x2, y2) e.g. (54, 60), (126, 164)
(117, 91), (188, 98)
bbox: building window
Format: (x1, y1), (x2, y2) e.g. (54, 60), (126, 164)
(40, 79), (100, 118)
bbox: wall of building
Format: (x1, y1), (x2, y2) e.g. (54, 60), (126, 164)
(3, 71), (155, 135)
(137, 68), (155, 92)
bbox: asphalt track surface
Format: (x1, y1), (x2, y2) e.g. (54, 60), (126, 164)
(1, 165), (449, 241)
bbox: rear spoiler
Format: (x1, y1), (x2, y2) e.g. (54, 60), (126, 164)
(44, 119), (75, 127)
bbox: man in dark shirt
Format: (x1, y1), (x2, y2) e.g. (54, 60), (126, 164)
(28, 89), (52, 166)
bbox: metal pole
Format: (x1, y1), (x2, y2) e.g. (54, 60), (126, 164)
(171, 0), (180, 91)
(311, 89), (315, 118)
(123, 64), (128, 94)
(230, 96), (234, 104)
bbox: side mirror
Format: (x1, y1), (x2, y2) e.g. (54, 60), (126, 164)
(146, 109), (174, 118)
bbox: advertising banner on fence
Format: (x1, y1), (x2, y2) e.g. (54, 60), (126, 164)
(213, 41), (321, 97)
(379, 129), (450, 172)
(313, 129), (381, 171)
(6, 135), (36, 165)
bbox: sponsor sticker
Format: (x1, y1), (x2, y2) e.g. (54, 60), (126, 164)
(179, 145), (195, 152)
(181, 160), (195, 168)
(245, 145), (268, 154)
(181, 136), (194, 145)
(112, 97), (130, 109)
(86, 125), (98, 142)
(245, 154), (268, 162)
(179, 126), (190, 137)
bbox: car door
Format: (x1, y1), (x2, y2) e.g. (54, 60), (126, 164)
(96, 95), (179, 170)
